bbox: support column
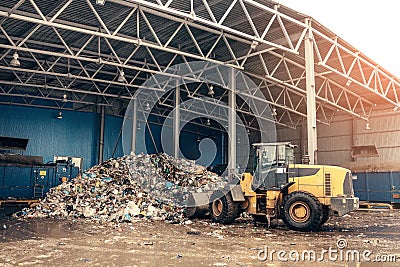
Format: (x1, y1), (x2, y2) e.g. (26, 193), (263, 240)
(305, 19), (317, 164)
(98, 105), (105, 163)
(131, 97), (137, 154)
(173, 80), (180, 158)
(351, 118), (356, 162)
(228, 68), (237, 178)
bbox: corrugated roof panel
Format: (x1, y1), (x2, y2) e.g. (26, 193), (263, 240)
(221, 2), (255, 36)
(56, 1), (103, 29)
(143, 12), (182, 44)
(168, 0), (191, 13)
(0, 0), (396, 123)
(2, 19), (36, 40)
(208, 1), (235, 22)
(0, 0), (16, 9)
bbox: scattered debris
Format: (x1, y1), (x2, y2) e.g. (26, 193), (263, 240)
(213, 263), (227, 266)
(186, 231), (201, 235)
(79, 258), (92, 263)
(363, 239), (380, 246)
(18, 153), (224, 224)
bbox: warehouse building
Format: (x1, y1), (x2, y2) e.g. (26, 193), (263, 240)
(0, 0), (399, 192)
(2, 2), (400, 265)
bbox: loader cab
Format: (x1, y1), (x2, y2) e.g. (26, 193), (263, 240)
(252, 142), (295, 191)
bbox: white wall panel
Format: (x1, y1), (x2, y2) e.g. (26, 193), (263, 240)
(318, 151), (352, 166)
(275, 107), (400, 165)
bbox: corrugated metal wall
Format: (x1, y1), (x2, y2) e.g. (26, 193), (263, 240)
(137, 120), (224, 167)
(0, 104), (123, 170)
(277, 107), (400, 165)
(276, 126), (302, 162)
(0, 104), (224, 171)
(354, 110), (400, 162)
(5, 103), (398, 171)
(317, 119), (353, 165)
(103, 115), (124, 161)
(278, 118), (354, 165)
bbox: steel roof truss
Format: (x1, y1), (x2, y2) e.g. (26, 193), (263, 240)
(312, 27), (400, 107)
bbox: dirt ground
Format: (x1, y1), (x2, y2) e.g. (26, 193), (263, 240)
(0, 209), (400, 267)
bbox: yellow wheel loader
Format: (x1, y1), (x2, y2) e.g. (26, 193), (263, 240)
(188, 142), (359, 231)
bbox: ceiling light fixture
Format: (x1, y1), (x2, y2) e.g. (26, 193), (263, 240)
(118, 70), (126, 83)
(10, 52), (20, 67)
(57, 111), (63, 119)
(196, 136), (201, 142)
(272, 108), (277, 116)
(208, 85), (215, 96)
(62, 93), (68, 103)
(365, 123), (370, 130)
(96, 0), (106, 5)
(206, 119), (211, 126)
(145, 103), (151, 111)
(137, 123), (141, 131)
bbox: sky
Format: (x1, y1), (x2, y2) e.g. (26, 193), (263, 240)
(275, 0), (400, 77)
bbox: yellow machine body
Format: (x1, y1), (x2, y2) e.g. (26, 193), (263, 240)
(287, 164), (351, 206)
(240, 163), (358, 218)
(203, 142), (359, 231)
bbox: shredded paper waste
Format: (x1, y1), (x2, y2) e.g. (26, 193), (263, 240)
(18, 153), (225, 223)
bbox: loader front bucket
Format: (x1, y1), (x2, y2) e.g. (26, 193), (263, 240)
(185, 192), (212, 218)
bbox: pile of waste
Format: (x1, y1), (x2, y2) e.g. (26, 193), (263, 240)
(19, 153), (225, 223)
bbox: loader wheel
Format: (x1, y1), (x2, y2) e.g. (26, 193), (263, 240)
(282, 191), (323, 231)
(209, 190), (239, 224)
(319, 205), (330, 226)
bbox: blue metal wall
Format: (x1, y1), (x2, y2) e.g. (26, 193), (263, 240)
(0, 104), (123, 171)
(0, 104), (223, 171)
(142, 122), (223, 167)
(103, 115), (124, 161)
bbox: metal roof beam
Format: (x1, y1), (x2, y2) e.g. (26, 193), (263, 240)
(311, 25), (400, 108)
(0, 9), (236, 68)
(114, 0), (305, 54)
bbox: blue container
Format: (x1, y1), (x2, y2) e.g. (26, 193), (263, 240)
(3, 166), (33, 199)
(0, 163), (79, 199)
(353, 171), (400, 204)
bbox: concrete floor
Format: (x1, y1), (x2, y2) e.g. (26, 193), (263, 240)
(0, 209), (399, 266)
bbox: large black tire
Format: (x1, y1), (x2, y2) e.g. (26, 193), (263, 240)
(209, 190), (239, 224)
(319, 205), (330, 226)
(281, 191), (323, 231)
